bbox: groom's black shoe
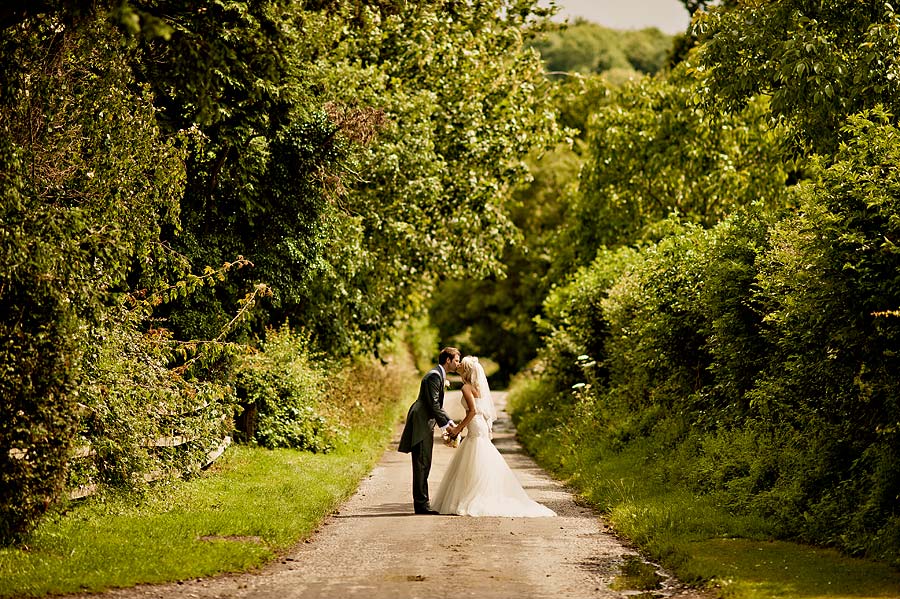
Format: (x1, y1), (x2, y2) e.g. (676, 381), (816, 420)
(414, 507), (440, 515)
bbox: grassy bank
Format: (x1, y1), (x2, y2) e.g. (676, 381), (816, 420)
(0, 370), (411, 598)
(507, 376), (900, 599)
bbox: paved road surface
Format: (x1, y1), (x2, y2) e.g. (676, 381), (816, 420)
(75, 391), (708, 599)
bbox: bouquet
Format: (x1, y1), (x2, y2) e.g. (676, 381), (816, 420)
(441, 430), (460, 448)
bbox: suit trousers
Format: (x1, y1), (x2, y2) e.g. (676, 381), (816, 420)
(411, 431), (434, 511)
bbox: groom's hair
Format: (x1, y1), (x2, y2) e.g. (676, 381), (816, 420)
(439, 347), (460, 366)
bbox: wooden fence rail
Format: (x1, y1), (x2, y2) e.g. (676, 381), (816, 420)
(9, 434), (232, 500)
(66, 436), (232, 500)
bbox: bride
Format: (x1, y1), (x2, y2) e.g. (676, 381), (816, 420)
(431, 356), (555, 517)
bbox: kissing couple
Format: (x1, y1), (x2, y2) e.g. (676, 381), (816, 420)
(398, 347), (555, 517)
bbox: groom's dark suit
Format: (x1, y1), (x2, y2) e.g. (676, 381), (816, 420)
(398, 365), (452, 513)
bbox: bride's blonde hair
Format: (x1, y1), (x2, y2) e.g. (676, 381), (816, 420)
(459, 356), (481, 391)
(459, 356), (496, 426)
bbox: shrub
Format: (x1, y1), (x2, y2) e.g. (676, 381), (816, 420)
(73, 302), (236, 492)
(233, 325), (341, 452)
(746, 110), (900, 562)
(540, 244), (642, 392)
(0, 204), (83, 541)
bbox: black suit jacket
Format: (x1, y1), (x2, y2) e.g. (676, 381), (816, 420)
(398, 366), (452, 453)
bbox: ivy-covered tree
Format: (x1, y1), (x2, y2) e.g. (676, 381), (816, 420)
(0, 0), (564, 542)
(0, 8), (187, 542)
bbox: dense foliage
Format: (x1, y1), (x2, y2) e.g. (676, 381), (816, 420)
(4, 0), (898, 570)
(0, 0), (560, 543)
(232, 325), (337, 452)
(0, 10), (196, 541)
(567, 65), (788, 262)
(508, 0), (900, 569)
(695, 0), (900, 153)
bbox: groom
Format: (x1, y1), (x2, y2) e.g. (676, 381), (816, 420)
(398, 347), (461, 514)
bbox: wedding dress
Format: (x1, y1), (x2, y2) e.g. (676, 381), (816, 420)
(431, 380), (555, 517)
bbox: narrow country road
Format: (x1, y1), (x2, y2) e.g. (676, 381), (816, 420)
(74, 391), (709, 599)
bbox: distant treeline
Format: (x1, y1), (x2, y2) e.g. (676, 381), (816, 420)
(531, 19), (672, 77)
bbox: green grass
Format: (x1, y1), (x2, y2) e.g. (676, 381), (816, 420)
(689, 539), (900, 598)
(0, 401), (405, 598)
(508, 380), (900, 599)
(587, 447), (900, 598)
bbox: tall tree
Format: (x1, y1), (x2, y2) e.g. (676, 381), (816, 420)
(531, 20), (672, 77)
(694, 0), (900, 153)
(564, 64), (787, 266)
(309, 0), (564, 353)
(0, 7), (186, 541)
(127, 0), (562, 355)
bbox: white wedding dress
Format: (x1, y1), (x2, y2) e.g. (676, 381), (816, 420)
(431, 395), (555, 517)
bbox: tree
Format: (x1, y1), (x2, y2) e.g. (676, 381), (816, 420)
(0, 8), (186, 541)
(564, 63), (787, 266)
(315, 0), (564, 354)
(531, 19), (672, 77)
(694, 0), (900, 153)
(127, 1), (562, 355)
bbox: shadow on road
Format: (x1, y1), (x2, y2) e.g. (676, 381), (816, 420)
(333, 502), (414, 518)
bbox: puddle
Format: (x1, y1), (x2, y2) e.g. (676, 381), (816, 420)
(611, 554), (669, 597)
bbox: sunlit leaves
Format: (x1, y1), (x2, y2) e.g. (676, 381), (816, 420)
(568, 64), (788, 263)
(299, 0), (563, 351)
(694, 0), (900, 153)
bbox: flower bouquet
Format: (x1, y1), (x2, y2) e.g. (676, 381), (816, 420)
(441, 430), (460, 448)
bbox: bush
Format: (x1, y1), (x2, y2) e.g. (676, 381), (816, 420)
(0, 216), (82, 542)
(73, 303), (236, 492)
(233, 325), (341, 452)
(746, 110), (900, 562)
(522, 128), (900, 562)
(540, 244), (641, 392)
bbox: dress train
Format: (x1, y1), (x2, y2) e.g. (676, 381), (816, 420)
(431, 406), (555, 518)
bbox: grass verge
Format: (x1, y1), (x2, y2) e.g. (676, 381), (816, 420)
(507, 378), (900, 599)
(0, 397), (408, 598)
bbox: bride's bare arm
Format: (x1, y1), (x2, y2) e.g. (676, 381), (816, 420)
(452, 384), (477, 435)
